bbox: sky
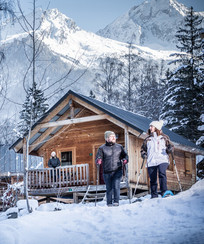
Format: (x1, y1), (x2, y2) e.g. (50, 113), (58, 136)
(0, 179), (204, 244)
(17, 0), (204, 33)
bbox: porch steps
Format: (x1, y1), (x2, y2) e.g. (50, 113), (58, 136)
(80, 185), (106, 204)
(81, 192), (106, 203)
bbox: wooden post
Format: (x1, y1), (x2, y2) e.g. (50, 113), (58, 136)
(46, 197), (50, 203)
(124, 126), (129, 152)
(73, 193), (78, 203)
(124, 126), (132, 200)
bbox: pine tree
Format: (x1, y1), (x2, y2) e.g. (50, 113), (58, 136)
(120, 43), (143, 112)
(160, 7), (203, 145)
(19, 81), (49, 135)
(196, 28), (204, 147)
(94, 56), (123, 104)
(136, 60), (165, 120)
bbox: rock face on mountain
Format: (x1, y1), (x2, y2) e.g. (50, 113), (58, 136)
(97, 0), (204, 50)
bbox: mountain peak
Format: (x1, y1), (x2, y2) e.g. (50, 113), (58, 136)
(96, 0), (202, 50)
(129, 0), (188, 18)
(43, 8), (80, 33)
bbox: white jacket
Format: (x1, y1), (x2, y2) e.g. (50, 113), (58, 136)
(146, 132), (170, 167)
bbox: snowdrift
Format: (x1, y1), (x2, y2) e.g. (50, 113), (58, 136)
(0, 179), (204, 244)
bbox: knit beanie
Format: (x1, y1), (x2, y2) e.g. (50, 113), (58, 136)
(150, 120), (164, 130)
(104, 131), (115, 140)
(51, 151), (56, 157)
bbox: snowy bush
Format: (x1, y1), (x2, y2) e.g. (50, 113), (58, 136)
(1, 182), (24, 210)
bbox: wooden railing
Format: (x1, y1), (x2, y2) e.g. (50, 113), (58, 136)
(28, 164), (89, 189)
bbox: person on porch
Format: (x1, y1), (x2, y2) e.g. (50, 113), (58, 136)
(48, 151), (61, 182)
(48, 151), (61, 168)
(95, 131), (128, 206)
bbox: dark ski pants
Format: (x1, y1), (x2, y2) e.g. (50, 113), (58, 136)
(148, 163), (169, 198)
(103, 169), (123, 205)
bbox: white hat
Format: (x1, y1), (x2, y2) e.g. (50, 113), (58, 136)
(51, 151), (56, 157)
(150, 120), (164, 130)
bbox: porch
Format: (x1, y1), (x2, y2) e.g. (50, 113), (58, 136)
(28, 164), (89, 190)
(27, 164), (128, 203)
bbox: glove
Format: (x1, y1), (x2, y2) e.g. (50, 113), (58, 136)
(166, 144), (173, 154)
(122, 159), (128, 165)
(141, 151), (147, 159)
(96, 158), (102, 165)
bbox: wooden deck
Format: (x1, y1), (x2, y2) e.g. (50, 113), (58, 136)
(27, 164), (128, 199)
(28, 164), (89, 191)
(29, 181), (128, 196)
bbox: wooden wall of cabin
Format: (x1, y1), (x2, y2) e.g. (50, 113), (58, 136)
(37, 119), (125, 185)
(128, 134), (197, 193)
(166, 149), (196, 191)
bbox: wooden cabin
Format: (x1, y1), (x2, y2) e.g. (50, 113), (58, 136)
(10, 90), (204, 203)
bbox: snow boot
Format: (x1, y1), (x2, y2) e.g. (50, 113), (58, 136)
(162, 190), (174, 198)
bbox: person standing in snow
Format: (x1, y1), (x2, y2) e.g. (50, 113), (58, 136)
(48, 151), (61, 182)
(140, 120), (173, 198)
(95, 131), (128, 206)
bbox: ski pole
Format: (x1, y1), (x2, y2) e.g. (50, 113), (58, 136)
(124, 163), (131, 204)
(95, 164), (99, 206)
(171, 152), (182, 192)
(132, 157), (145, 199)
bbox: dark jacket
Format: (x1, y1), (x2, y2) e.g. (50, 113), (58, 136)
(48, 157), (60, 168)
(96, 142), (128, 173)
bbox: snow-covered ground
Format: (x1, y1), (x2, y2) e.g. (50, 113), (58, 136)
(0, 179), (204, 244)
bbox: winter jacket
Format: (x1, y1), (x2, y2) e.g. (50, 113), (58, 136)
(96, 142), (128, 174)
(48, 157), (60, 168)
(141, 132), (172, 167)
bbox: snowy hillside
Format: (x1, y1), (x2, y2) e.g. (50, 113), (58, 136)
(0, 8), (174, 121)
(97, 0), (204, 50)
(0, 179), (204, 244)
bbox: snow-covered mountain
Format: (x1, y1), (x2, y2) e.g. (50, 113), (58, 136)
(97, 0), (204, 50)
(0, 8), (174, 121)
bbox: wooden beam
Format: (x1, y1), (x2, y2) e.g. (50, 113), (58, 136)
(14, 95), (72, 153)
(28, 108), (86, 153)
(73, 97), (104, 115)
(105, 115), (142, 138)
(28, 108), (73, 153)
(41, 114), (107, 128)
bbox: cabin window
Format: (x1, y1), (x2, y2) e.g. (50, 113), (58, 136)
(185, 153), (192, 175)
(61, 151), (72, 166)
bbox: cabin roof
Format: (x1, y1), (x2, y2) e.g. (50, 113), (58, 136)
(10, 89), (204, 155)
